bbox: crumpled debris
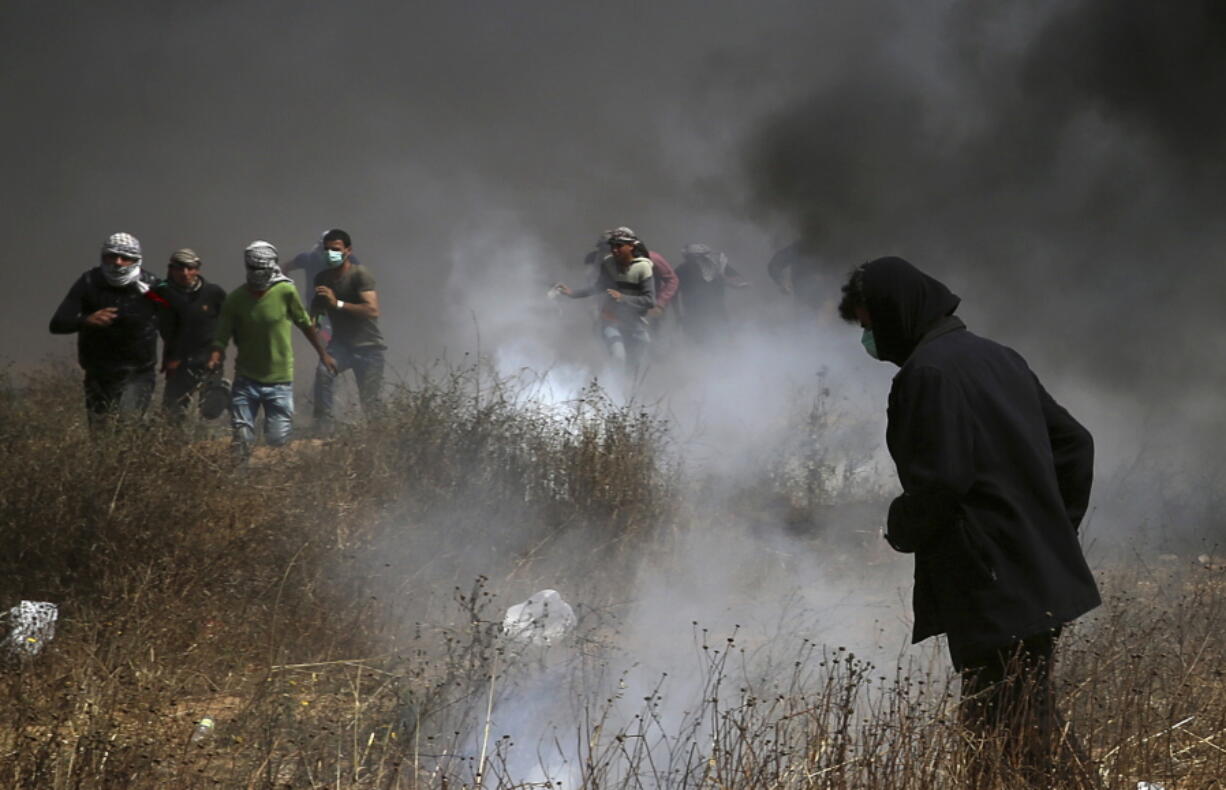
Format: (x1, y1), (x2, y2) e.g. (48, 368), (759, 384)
(502, 589), (575, 645)
(6, 601), (58, 657)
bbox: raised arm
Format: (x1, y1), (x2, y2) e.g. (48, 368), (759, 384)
(566, 263), (611, 299)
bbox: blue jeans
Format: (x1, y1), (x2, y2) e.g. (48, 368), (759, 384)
(313, 344), (385, 422)
(230, 375), (294, 451)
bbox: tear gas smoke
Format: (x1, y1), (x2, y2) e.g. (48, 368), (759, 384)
(6, 0), (1224, 780)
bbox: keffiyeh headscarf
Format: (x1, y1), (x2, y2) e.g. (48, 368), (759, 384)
(606, 226), (640, 246)
(244, 241), (292, 290)
(100, 232), (148, 292)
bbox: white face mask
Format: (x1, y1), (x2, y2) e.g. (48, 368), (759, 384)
(326, 249), (345, 267)
(102, 260), (142, 288)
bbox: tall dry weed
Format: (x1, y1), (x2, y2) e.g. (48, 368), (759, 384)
(1, 365), (1224, 788)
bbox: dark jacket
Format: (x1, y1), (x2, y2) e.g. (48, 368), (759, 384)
(50, 268), (164, 373)
(675, 259), (746, 336)
(767, 241), (823, 306)
(863, 257), (1100, 669)
(156, 276), (227, 367)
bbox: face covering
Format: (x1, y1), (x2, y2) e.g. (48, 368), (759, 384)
(246, 263), (292, 290)
(861, 328), (879, 359)
(326, 249), (345, 267)
(244, 241), (292, 290)
(102, 260), (142, 288)
(98, 232), (149, 293)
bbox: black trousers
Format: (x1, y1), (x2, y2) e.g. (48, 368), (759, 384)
(162, 363), (209, 418)
(83, 367), (155, 430)
(959, 630), (1100, 788)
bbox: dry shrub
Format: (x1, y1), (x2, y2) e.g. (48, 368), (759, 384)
(0, 363), (673, 788)
(2, 365), (1226, 788)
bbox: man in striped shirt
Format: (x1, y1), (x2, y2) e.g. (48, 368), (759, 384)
(555, 227), (656, 376)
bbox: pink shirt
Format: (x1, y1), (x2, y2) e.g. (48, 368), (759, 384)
(649, 251), (679, 308)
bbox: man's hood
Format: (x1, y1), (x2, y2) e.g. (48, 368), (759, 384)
(862, 256), (960, 365)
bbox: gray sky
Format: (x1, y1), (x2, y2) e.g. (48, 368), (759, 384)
(9, 0), (834, 364)
(11, 1), (1222, 372)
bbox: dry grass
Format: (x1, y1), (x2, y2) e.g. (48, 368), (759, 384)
(0, 364), (1224, 788)
(0, 363), (672, 788)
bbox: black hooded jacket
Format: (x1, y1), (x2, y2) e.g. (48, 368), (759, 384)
(862, 257), (1100, 669)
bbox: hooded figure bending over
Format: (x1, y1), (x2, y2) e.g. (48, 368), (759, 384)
(840, 257), (1100, 785)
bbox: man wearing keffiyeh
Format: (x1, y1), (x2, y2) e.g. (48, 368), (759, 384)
(49, 232), (166, 429)
(209, 241), (336, 458)
(674, 243), (749, 345)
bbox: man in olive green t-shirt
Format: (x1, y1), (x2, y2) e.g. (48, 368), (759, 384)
(209, 241), (336, 455)
(310, 229), (385, 429)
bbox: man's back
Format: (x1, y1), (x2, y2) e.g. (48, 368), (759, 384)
(889, 326), (1099, 665)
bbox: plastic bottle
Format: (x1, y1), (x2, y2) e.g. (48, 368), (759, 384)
(190, 717), (215, 744)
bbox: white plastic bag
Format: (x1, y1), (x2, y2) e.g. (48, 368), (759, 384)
(502, 589), (575, 645)
(6, 601), (58, 657)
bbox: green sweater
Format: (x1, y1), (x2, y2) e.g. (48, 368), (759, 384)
(213, 282), (312, 384)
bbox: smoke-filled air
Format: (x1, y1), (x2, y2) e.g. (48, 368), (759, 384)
(2, 1), (1225, 788)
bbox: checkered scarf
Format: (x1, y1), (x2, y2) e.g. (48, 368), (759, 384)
(99, 232), (147, 291)
(244, 241), (292, 290)
(606, 226), (639, 246)
(102, 232), (141, 262)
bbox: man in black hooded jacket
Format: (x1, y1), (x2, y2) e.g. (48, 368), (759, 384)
(839, 256), (1100, 784)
